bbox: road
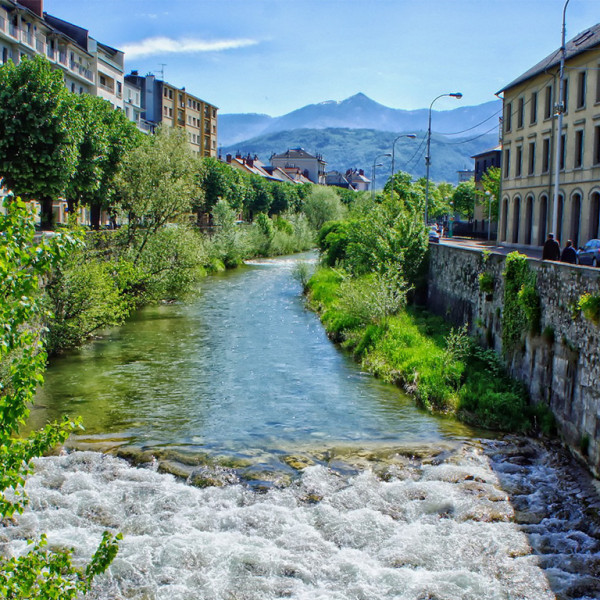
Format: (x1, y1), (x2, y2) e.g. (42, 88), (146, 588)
(439, 237), (543, 260)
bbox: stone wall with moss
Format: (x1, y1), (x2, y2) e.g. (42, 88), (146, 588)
(428, 244), (600, 476)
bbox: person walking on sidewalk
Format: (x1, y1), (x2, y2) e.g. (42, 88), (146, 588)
(542, 233), (561, 261)
(560, 239), (577, 264)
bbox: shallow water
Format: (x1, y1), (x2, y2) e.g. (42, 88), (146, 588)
(6, 254), (600, 599)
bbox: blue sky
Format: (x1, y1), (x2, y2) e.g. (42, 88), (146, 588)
(46, 0), (600, 116)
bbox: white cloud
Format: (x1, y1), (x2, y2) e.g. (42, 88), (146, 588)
(122, 36), (258, 59)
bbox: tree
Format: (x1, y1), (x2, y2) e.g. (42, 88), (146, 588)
(68, 95), (142, 229)
(115, 126), (200, 261)
(452, 179), (477, 220)
(302, 186), (347, 231)
(0, 56), (79, 229)
(0, 195), (120, 598)
(479, 166), (501, 221)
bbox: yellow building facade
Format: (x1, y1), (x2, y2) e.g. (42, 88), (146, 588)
(498, 24), (600, 249)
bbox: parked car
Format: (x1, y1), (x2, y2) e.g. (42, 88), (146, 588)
(428, 226), (440, 244)
(577, 239), (600, 266)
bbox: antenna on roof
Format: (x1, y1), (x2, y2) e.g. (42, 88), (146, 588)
(158, 63), (166, 80)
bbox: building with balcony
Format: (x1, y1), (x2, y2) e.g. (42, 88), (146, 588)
(270, 148), (326, 185)
(498, 22), (600, 249)
(125, 71), (218, 157)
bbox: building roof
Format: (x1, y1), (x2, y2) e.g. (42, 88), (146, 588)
(471, 145), (502, 159)
(271, 147), (325, 162)
(498, 22), (600, 94)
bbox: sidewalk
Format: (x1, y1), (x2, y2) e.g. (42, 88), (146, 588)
(439, 237), (543, 260)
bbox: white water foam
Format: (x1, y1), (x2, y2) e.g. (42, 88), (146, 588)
(0, 445), (563, 600)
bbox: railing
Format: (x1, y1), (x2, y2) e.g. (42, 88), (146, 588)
(35, 39), (44, 53)
(0, 16), (6, 32)
(98, 82), (114, 93)
(20, 30), (32, 46)
(58, 51), (67, 65)
(46, 46), (55, 60)
(8, 23), (17, 38)
(69, 61), (94, 82)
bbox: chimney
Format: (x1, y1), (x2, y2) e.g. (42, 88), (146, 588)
(19, 0), (43, 16)
(246, 154), (254, 168)
(359, 169), (364, 176)
(226, 154), (232, 163)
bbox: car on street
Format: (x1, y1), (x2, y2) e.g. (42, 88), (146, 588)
(428, 226), (440, 244)
(577, 239), (600, 266)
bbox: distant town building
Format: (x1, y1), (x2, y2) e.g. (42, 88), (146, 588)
(325, 168), (371, 191)
(125, 71), (218, 157)
(270, 148), (326, 185)
(472, 146), (501, 238)
(457, 169), (474, 183)
(498, 21), (600, 249)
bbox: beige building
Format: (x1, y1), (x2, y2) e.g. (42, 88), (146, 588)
(270, 148), (326, 185)
(126, 72), (218, 157)
(498, 22), (600, 249)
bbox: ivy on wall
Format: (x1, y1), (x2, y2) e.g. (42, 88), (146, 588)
(578, 293), (600, 325)
(502, 252), (541, 353)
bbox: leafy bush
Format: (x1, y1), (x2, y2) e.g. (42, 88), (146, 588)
(478, 271), (494, 294)
(302, 186), (347, 231)
(578, 293), (600, 325)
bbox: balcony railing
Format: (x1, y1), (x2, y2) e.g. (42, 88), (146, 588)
(0, 16), (6, 32)
(8, 23), (17, 38)
(35, 39), (44, 53)
(58, 51), (67, 65)
(98, 82), (115, 93)
(70, 61), (94, 82)
(20, 30), (33, 46)
(46, 46), (55, 60)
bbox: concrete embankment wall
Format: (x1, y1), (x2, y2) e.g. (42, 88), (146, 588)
(428, 243), (600, 475)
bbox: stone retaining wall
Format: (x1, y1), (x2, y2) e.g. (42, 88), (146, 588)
(428, 244), (600, 475)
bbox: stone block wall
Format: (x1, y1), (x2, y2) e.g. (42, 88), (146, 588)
(428, 244), (600, 476)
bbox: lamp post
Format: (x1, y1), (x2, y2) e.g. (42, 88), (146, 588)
(425, 92), (462, 225)
(485, 190), (494, 241)
(391, 134), (417, 180)
(372, 152), (392, 199)
(551, 0), (570, 239)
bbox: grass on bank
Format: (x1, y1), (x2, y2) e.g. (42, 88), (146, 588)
(307, 267), (554, 434)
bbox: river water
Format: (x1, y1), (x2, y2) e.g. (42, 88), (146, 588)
(4, 254), (600, 599)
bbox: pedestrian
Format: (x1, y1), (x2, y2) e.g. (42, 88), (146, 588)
(542, 233), (561, 261)
(560, 239), (577, 264)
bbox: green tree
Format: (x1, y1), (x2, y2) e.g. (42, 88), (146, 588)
(68, 95), (142, 229)
(302, 186), (347, 231)
(0, 56), (80, 230)
(478, 166), (501, 221)
(452, 179), (477, 220)
(116, 126), (199, 261)
(0, 195), (120, 598)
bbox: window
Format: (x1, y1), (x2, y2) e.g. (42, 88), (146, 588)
(517, 98), (524, 128)
(504, 148), (510, 178)
(99, 74), (106, 86)
(505, 102), (512, 132)
(577, 71), (586, 108)
(596, 66), (600, 103)
(594, 126), (600, 164)
(560, 134), (566, 170)
(545, 85), (553, 119)
(574, 130), (584, 168)
(516, 146), (522, 177)
(528, 141), (536, 175)
(163, 88), (168, 98)
(542, 138), (551, 173)
(530, 91), (537, 124)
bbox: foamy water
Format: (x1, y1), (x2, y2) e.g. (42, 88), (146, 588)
(3, 439), (599, 600)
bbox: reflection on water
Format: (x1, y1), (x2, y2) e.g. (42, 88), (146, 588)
(32, 253), (482, 474)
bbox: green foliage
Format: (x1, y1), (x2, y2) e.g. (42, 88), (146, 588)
(578, 293), (600, 325)
(302, 186), (347, 231)
(292, 261), (314, 293)
(116, 126), (200, 261)
(452, 179), (477, 220)
(0, 56), (80, 228)
(0, 195), (119, 596)
(317, 220), (350, 267)
(478, 271), (494, 294)
(307, 267), (535, 430)
(502, 252), (540, 352)
(477, 166), (501, 221)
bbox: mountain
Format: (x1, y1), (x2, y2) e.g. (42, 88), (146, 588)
(220, 127), (498, 185)
(218, 93), (502, 147)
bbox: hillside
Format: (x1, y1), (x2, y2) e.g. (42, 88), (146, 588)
(219, 93), (502, 147)
(220, 127), (498, 185)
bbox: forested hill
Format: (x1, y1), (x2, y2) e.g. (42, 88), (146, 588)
(220, 127), (499, 184)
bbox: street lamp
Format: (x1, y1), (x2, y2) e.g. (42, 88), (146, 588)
(372, 152), (392, 199)
(485, 190), (494, 241)
(391, 134), (417, 180)
(551, 0), (570, 239)
(425, 92), (462, 224)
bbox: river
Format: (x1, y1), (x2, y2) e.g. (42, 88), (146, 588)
(4, 254), (600, 599)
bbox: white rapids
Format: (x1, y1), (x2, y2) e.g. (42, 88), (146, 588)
(4, 438), (600, 600)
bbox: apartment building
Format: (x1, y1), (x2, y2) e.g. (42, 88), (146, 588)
(125, 71), (218, 157)
(498, 22), (600, 249)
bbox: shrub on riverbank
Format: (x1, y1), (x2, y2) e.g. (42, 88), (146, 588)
(307, 268), (536, 432)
